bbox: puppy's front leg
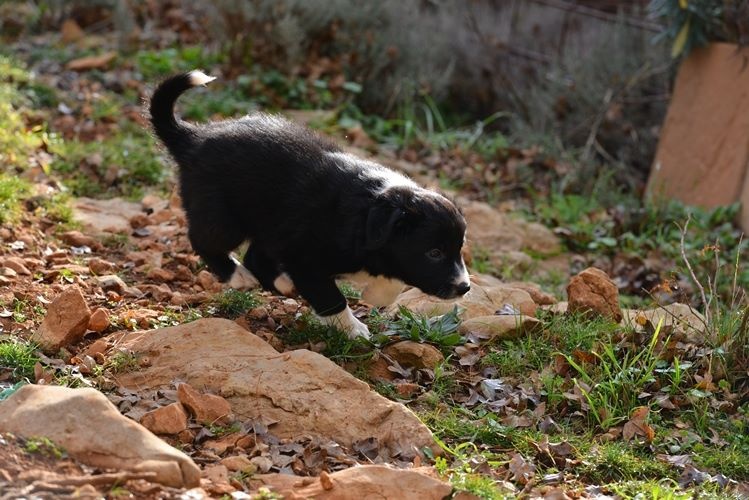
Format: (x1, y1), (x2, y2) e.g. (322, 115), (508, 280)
(289, 271), (370, 340)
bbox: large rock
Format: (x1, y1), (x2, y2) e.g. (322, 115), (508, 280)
(114, 319), (438, 456)
(566, 267), (622, 322)
(73, 197), (142, 234)
(32, 286), (91, 352)
(251, 465), (452, 500)
(0, 385), (200, 488)
(460, 200), (560, 269)
(389, 281), (537, 320)
(645, 43), (749, 230)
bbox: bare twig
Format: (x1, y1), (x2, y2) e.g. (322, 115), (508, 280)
(679, 215), (711, 327)
(731, 234), (744, 310)
(581, 89), (613, 161)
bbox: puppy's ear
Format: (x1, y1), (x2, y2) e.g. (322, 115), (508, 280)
(365, 205), (404, 250)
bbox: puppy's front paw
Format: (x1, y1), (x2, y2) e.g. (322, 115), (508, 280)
(320, 306), (371, 340)
(273, 272), (296, 296)
(227, 265), (260, 290)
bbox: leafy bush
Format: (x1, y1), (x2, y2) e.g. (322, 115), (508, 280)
(649, 0), (749, 58)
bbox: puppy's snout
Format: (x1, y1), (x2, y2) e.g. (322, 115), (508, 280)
(455, 281), (470, 295)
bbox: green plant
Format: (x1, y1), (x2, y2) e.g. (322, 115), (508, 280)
(648, 0), (734, 58)
(0, 174), (30, 223)
(105, 352), (140, 374)
(207, 422), (241, 437)
(0, 338), (39, 381)
(283, 313), (372, 362)
(24, 436), (64, 459)
(209, 289), (259, 318)
(435, 453), (509, 500)
(562, 321), (667, 428)
(580, 442), (674, 483)
(376, 306), (463, 352)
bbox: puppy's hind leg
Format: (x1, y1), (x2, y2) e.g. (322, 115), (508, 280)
(243, 245), (294, 296)
(287, 270), (370, 340)
(188, 225), (258, 290)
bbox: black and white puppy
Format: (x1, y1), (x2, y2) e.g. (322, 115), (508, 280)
(149, 71), (470, 339)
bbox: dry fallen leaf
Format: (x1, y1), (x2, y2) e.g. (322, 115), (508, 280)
(508, 453), (535, 485)
(623, 406), (655, 442)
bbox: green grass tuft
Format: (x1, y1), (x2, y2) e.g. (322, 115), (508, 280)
(0, 338), (40, 382)
(209, 289), (259, 318)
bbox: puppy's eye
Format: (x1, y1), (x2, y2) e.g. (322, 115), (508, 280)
(426, 248), (444, 261)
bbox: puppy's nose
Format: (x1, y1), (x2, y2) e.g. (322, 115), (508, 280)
(455, 282), (471, 295)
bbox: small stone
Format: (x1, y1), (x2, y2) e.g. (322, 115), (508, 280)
(60, 19), (84, 43)
(150, 209), (174, 224)
(197, 270), (218, 291)
(140, 403), (188, 435)
(0, 267), (17, 278)
(2, 257), (31, 275)
(201, 464), (230, 484)
(235, 435), (254, 450)
(220, 454), (255, 473)
(88, 308), (110, 333)
(83, 338), (109, 357)
(178, 429), (195, 444)
(395, 382), (420, 398)
(88, 257), (116, 275)
(250, 456), (273, 473)
(129, 213), (150, 229)
(60, 230), (100, 250)
(174, 265), (194, 282)
(320, 470), (334, 490)
(96, 274), (127, 293)
(177, 383), (233, 425)
(383, 341), (444, 370)
(33, 286), (91, 352)
(203, 432), (243, 455)
(147, 267), (175, 282)
(566, 267), (622, 322)
(170, 292), (186, 306)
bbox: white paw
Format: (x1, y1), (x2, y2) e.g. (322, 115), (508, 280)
(362, 277), (404, 307)
(273, 273), (295, 296)
(227, 265), (259, 290)
(320, 306), (371, 340)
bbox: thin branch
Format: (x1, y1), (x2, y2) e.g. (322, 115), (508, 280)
(679, 215), (711, 327)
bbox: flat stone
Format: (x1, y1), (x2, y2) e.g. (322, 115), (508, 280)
(73, 197), (143, 234)
(459, 314), (543, 341)
(390, 282), (537, 320)
(115, 319), (438, 456)
(251, 465), (451, 499)
(0, 385), (200, 488)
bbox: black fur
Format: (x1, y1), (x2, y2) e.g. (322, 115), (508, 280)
(149, 71), (469, 319)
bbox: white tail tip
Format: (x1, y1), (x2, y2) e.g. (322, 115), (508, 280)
(187, 70), (216, 87)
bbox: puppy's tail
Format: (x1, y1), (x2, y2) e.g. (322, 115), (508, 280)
(149, 70), (216, 158)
